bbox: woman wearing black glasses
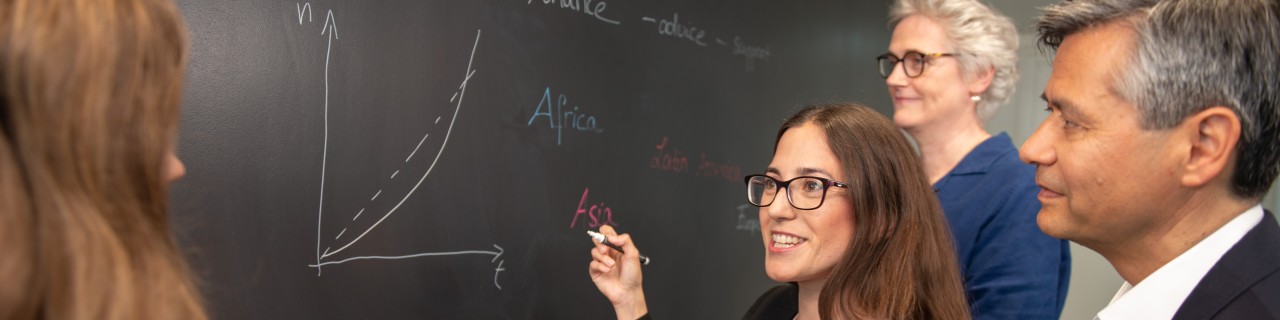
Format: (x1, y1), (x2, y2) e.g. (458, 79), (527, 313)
(878, 0), (1070, 319)
(589, 103), (969, 319)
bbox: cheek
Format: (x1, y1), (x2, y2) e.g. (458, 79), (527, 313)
(759, 208), (770, 240)
(1058, 142), (1132, 217)
(813, 201), (856, 252)
(918, 70), (972, 100)
(913, 79), (937, 98)
(1066, 142), (1119, 189)
(925, 82), (965, 104)
(829, 216), (855, 252)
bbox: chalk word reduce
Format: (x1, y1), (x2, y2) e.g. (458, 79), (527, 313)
(640, 13), (707, 47)
(569, 187), (617, 229)
(527, 86), (604, 145)
(527, 0), (620, 25)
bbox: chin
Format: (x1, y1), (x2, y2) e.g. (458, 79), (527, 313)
(764, 267), (794, 283)
(762, 259), (792, 282)
(892, 114), (921, 131)
(763, 267), (781, 282)
(1035, 208), (1072, 240)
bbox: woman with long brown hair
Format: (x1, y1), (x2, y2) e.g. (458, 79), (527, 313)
(0, 0), (206, 318)
(589, 103), (968, 319)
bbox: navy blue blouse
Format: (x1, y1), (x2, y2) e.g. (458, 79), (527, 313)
(933, 133), (1072, 320)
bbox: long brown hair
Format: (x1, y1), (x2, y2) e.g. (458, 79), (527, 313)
(0, 0), (206, 318)
(777, 103), (968, 319)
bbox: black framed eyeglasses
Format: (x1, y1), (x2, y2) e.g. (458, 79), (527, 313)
(876, 51), (956, 78)
(744, 174), (849, 210)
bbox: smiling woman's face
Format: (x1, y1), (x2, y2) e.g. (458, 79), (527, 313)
(886, 14), (979, 133)
(759, 122), (855, 285)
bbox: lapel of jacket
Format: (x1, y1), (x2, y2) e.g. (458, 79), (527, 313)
(1172, 211), (1280, 320)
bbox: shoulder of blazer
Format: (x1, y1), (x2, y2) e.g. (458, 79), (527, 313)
(1173, 211), (1280, 320)
(742, 283), (798, 320)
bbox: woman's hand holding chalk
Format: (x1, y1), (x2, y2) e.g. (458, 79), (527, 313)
(588, 230), (651, 265)
(587, 225), (650, 319)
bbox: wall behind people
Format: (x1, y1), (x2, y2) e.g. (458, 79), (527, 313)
(167, 0), (894, 318)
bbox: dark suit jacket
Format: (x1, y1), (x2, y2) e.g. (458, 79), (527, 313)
(1173, 211), (1280, 319)
(742, 283), (797, 320)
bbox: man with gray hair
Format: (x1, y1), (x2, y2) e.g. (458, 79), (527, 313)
(1021, 0), (1280, 318)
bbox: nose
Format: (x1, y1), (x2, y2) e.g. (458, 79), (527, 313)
(764, 191), (797, 222)
(164, 151), (186, 184)
(1020, 117), (1058, 167)
(885, 60), (910, 88)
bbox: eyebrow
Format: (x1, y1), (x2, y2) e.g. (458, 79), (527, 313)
(1041, 92), (1088, 122)
(765, 167), (835, 179)
(884, 49), (922, 56)
(798, 167), (834, 178)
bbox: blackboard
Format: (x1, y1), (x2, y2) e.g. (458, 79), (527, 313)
(171, 0), (891, 318)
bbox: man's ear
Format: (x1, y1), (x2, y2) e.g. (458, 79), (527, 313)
(1180, 106), (1241, 188)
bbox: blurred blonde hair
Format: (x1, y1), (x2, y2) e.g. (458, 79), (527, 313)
(0, 0), (206, 318)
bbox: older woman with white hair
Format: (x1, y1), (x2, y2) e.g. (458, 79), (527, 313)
(878, 0), (1071, 319)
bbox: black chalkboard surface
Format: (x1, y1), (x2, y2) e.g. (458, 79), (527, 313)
(171, 0), (891, 318)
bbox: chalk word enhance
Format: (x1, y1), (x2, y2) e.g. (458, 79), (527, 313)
(735, 204), (760, 233)
(732, 37), (771, 72)
(648, 136), (742, 183)
(527, 0), (620, 25)
(650, 136), (688, 173)
(569, 187), (617, 229)
(640, 13), (707, 46)
(527, 86), (604, 145)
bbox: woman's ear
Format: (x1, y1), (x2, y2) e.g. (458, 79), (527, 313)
(966, 66), (995, 97)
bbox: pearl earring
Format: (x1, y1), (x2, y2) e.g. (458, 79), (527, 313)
(971, 95), (982, 102)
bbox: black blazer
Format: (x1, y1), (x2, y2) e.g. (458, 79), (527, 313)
(742, 283), (798, 320)
(1173, 211), (1280, 319)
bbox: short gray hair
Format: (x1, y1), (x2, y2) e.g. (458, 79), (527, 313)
(890, 0), (1020, 122)
(1038, 0), (1280, 199)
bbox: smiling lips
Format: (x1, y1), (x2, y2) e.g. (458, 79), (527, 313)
(771, 232), (806, 249)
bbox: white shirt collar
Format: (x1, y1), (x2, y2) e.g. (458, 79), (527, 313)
(1095, 204), (1264, 320)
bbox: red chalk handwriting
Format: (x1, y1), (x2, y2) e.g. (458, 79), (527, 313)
(649, 136), (742, 183)
(569, 187), (617, 229)
(697, 153), (743, 182)
(650, 136), (689, 173)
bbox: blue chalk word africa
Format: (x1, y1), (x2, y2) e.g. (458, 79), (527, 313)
(527, 86), (604, 145)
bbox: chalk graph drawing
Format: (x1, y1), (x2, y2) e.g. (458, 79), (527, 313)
(295, 3), (505, 289)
